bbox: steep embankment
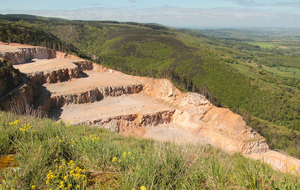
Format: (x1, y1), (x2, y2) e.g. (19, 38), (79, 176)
(1, 43), (299, 173)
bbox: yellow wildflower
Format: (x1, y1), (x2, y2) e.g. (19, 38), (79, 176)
(123, 152), (127, 157)
(132, 157), (135, 160)
(291, 166), (295, 171)
(119, 159), (121, 163)
(140, 186), (147, 190)
(128, 152), (132, 155)
(112, 157), (117, 162)
(31, 185), (36, 189)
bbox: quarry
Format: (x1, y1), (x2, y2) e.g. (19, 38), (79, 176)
(1, 42), (300, 174)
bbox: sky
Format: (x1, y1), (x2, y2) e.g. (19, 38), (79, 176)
(0, 0), (300, 28)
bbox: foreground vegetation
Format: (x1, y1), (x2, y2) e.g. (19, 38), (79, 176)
(0, 111), (300, 190)
(1, 15), (300, 158)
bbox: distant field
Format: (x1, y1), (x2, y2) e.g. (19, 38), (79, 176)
(263, 66), (300, 78)
(247, 42), (275, 49)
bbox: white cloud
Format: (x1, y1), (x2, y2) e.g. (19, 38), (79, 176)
(129, 0), (136, 2)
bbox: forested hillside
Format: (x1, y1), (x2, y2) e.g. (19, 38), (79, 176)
(0, 18), (87, 59)
(1, 15), (300, 157)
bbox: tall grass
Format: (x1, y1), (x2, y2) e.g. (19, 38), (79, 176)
(0, 111), (299, 189)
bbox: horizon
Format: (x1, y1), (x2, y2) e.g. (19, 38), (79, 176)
(0, 0), (300, 29)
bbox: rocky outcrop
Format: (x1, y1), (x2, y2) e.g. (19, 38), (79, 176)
(73, 60), (93, 71)
(45, 84), (144, 109)
(0, 47), (56, 65)
(90, 110), (175, 134)
(0, 81), (35, 113)
(0, 59), (22, 97)
(29, 67), (81, 85)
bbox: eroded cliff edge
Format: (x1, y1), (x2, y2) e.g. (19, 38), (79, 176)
(0, 43), (299, 173)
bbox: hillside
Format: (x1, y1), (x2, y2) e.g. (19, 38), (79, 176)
(1, 15), (300, 158)
(0, 43), (300, 189)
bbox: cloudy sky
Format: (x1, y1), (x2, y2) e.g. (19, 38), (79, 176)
(0, 0), (300, 28)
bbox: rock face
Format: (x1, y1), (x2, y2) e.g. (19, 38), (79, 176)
(0, 45), (56, 65)
(30, 67), (81, 85)
(1, 42), (300, 173)
(139, 81), (269, 154)
(91, 110), (175, 134)
(46, 84), (144, 109)
(0, 59), (22, 97)
(0, 81), (36, 113)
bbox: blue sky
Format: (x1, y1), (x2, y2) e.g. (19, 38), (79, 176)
(1, 0), (300, 28)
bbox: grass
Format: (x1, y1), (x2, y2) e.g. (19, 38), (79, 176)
(247, 42), (275, 49)
(0, 111), (300, 189)
(263, 66), (300, 78)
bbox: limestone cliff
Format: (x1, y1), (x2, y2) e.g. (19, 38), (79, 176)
(0, 42), (56, 65)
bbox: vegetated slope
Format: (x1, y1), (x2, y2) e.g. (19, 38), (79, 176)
(1, 111), (300, 189)
(0, 19), (87, 59)
(1, 15), (300, 158)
